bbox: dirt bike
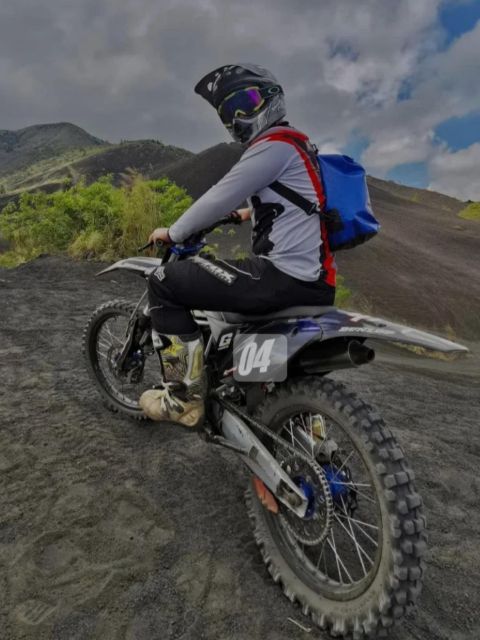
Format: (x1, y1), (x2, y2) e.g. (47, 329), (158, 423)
(83, 216), (468, 639)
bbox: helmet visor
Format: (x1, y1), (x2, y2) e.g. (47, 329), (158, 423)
(217, 85), (281, 125)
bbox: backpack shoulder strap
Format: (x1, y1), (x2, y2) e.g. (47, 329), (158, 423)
(251, 126), (325, 214)
(268, 181), (319, 215)
(249, 125), (310, 148)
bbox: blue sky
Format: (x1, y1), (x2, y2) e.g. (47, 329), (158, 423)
(0, 0), (479, 199)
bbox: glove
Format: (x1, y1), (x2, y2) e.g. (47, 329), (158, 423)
(227, 210), (243, 224)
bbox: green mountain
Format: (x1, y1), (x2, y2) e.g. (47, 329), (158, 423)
(0, 123), (192, 196)
(0, 123), (105, 179)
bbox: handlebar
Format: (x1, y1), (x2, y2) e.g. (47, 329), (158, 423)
(137, 213), (242, 252)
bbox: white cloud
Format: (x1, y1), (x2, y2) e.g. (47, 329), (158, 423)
(428, 142), (480, 200)
(359, 19), (480, 176)
(361, 130), (437, 174)
(0, 0), (479, 201)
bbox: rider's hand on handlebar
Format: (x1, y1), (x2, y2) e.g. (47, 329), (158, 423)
(148, 227), (172, 246)
(227, 207), (251, 224)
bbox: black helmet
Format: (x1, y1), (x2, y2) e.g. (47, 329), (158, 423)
(194, 63), (286, 144)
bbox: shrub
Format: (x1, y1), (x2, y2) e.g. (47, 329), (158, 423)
(0, 176), (193, 265)
(458, 202), (480, 221)
(0, 191), (81, 261)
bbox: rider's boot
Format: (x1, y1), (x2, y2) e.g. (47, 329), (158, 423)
(139, 332), (205, 428)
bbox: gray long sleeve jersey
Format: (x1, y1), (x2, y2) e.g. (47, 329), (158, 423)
(168, 127), (331, 282)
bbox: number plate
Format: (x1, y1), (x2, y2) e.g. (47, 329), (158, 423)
(232, 333), (287, 382)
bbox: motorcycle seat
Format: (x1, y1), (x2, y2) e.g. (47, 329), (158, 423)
(208, 306), (336, 324)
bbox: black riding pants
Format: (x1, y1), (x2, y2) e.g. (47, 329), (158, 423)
(147, 255), (335, 337)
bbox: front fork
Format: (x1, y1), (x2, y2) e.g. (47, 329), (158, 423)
(115, 289), (154, 374)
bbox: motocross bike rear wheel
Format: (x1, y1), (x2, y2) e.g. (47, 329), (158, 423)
(246, 377), (426, 639)
(83, 299), (158, 420)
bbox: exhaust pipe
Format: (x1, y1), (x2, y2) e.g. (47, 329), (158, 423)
(298, 339), (375, 373)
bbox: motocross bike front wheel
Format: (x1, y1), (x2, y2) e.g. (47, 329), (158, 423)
(83, 298), (159, 420)
(246, 377), (426, 639)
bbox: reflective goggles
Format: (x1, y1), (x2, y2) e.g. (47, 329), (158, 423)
(217, 85), (282, 125)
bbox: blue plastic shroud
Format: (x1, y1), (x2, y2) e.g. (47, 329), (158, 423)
(317, 154), (380, 251)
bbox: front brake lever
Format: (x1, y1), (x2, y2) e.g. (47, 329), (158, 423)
(137, 240), (164, 252)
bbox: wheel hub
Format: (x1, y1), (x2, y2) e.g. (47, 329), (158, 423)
(107, 346), (145, 382)
(279, 456), (333, 546)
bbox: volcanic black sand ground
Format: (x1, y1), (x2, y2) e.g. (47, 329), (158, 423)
(1, 256), (479, 640)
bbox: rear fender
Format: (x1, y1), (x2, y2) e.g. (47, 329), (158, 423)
(96, 257), (163, 278)
(315, 310), (468, 354)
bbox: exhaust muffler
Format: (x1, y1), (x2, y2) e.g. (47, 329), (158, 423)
(298, 339), (375, 373)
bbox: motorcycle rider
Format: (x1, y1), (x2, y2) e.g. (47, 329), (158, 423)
(139, 63), (336, 427)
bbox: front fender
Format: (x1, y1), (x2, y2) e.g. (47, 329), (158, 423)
(96, 257), (163, 278)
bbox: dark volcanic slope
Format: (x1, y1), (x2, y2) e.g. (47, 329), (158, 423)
(154, 142), (243, 199)
(0, 123), (105, 177)
(62, 141), (193, 186)
(0, 255), (479, 640)
(336, 180), (480, 339)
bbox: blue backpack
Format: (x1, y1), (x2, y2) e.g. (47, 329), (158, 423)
(259, 127), (380, 251)
(316, 154), (380, 251)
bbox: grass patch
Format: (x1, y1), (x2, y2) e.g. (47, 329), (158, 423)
(2, 146), (110, 193)
(335, 274), (352, 307)
(391, 342), (462, 361)
(458, 202), (480, 221)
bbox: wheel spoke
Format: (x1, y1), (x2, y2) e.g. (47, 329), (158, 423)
(315, 539), (327, 569)
(336, 512), (379, 546)
(334, 513), (369, 577)
(327, 528), (354, 584)
(336, 500), (375, 573)
(345, 486), (376, 504)
(334, 450), (354, 476)
(300, 413), (315, 458)
(286, 420), (311, 457)
(331, 481), (372, 489)
(104, 326), (123, 345)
